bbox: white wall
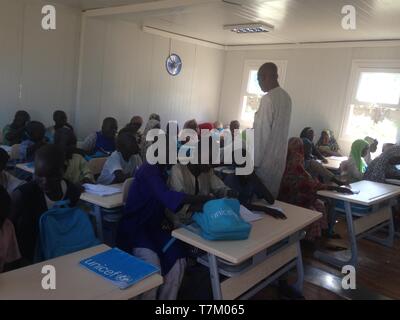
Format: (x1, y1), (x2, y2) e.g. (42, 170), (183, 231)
(0, 0), (81, 133)
(76, 17), (225, 139)
(219, 45), (400, 155)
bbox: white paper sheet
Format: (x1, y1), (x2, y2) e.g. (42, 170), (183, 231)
(240, 205), (265, 223)
(83, 184), (122, 197)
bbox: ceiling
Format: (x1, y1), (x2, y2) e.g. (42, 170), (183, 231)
(53, 0), (400, 46)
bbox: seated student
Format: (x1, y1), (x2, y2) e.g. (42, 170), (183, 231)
(279, 138), (352, 242)
(46, 110), (74, 143)
(19, 121), (47, 163)
(81, 117), (118, 156)
(0, 186), (21, 273)
(316, 130), (342, 157)
(340, 139), (369, 184)
(0, 149), (23, 194)
(303, 138), (343, 185)
(364, 145), (400, 183)
(213, 121), (224, 131)
(149, 113), (161, 122)
(98, 132), (142, 185)
(300, 127), (328, 163)
(117, 161), (214, 300)
(11, 145), (81, 263)
(141, 118), (161, 161)
(2, 111), (31, 146)
(168, 144), (233, 226)
(54, 128), (94, 188)
(120, 116), (144, 146)
(364, 137), (379, 165)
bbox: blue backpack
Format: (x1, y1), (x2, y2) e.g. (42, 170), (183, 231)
(37, 201), (101, 261)
(192, 199), (252, 241)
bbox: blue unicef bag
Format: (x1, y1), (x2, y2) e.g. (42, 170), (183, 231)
(192, 199), (251, 241)
(37, 201), (101, 261)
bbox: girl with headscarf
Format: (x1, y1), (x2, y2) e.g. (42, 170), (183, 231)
(141, 119), (161, 161)
(279, 138), (351, 241)
(364, 145), (400, 183)
(363, 137), (379, 165)
(340, 139), (369, 183)
(300, 127), (327, 163)
(316, 130), (342, 157)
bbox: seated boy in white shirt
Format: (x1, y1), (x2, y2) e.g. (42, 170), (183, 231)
(97, 132), (142, 185)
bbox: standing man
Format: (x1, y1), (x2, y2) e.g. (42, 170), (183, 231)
(254, 63), (292, 198)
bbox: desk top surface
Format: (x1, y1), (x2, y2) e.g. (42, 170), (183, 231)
(318, 180), (400, 205)
(172, 201), (322, 264)
(0, 245), (163, 300)
(322, 157), (348, 170)
(80, 184), (124, 209)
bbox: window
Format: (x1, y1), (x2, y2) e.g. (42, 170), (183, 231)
(240, 60), (287, 127)
(341, 61), (400, 146)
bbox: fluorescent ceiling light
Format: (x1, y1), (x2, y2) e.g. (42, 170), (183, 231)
(224, 23), (274, 34)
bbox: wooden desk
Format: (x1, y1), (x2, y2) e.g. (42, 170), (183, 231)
(0, 245), (162, 300)
(317, 181), (400, 268)
(173, 201), (321, 300)
(80, 184), (124, 242)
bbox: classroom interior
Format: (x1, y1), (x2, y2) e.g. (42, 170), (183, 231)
(1, 0), (400, 301)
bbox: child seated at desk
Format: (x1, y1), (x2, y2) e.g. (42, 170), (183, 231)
(81, 117), (118, 156)
(0, 149), (23, 194)
(97, 132), (142, 185)
(46, 110), (74, 143)
(364, 137), (379, 165)
(279, 138), (352, 243)
(2, 111), (31, 146)
(54, 128), (94, 188)
(340, 139), (369, 184)
(117, 161), (213, 300)
(11, 145), (81, 263)
(168, 144), (233, 227)
(364, 145), (400, 183)
(19, 121), (47, 163)
(0, 186), (21, 273)
(303, 138), (343, 185)
(316, 130), (342, 157)
(300, 127), (328, 164)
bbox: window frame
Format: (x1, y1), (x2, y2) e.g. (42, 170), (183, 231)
(339, 59), (400, 142)
(239, 60), (288, 127)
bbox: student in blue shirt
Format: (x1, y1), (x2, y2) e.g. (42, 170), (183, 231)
(117, 160), (213, 300)
(81, 117), (118, 156)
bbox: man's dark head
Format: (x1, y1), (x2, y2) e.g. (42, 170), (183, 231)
(257, 63), (279, 93)
(26, 121), (46, 142)
(0, 148), (10, 172)
(117, 132), (139, 159)
(230, 120), (240, 133)
(53, 110), (68, 128)
(13, 110), (31, 128)
(102, 117), (118, 139)
(34, 145), (65, 194)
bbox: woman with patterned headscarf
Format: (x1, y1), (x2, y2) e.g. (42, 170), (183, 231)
(279, 138), (352, 241)
(364, 145), (400, 183)
(340, 139), (369, 183)
(316, 130), (342, 157)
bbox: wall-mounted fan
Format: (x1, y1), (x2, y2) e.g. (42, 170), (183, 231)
(166, 54), (182, 76)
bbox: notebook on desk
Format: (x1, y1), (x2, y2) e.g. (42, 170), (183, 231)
(83, 184), (122, 197)
(80, 248), (160, 290)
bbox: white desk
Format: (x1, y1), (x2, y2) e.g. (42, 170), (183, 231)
(80, 184), (124, 242)
(322, 157), (348, 171)
(316, 180), (400, 268)
(0, 245), (163, 300)
(173, 201), (322, 300)
(0, 145), (11, 155)
(386, 179), (400, 186)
